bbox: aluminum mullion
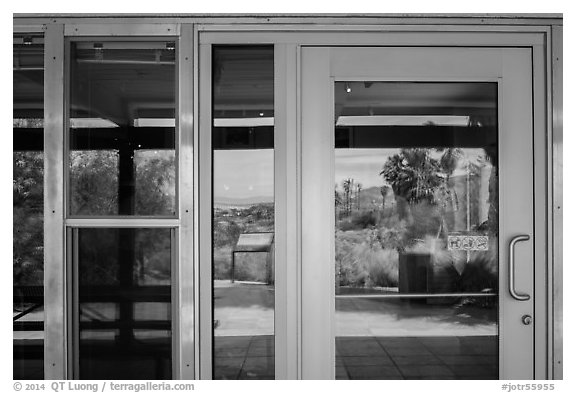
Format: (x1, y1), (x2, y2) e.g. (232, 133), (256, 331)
(197, 43), (213, 380)
(335, 293), (498, 299)
(198, 30), (545, 46)
(64, 23), (179, 37)
(551, 25), (563, 380)
(70, 229), (79, 379)
(192, 23), (201, 380)
(171, 228), (179, 379)
(44, 22), (66, 380)
(65, 219), (180, 227)
(533, 37), (549, 381)
(274, 43), (290, 380)
(178, 23), (196, 380)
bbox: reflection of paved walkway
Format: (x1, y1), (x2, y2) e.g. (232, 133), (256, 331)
(214, 283), (498, 379)
(214, 281), (274, 336)
(336, 336), (497, 379)
(214, 335), (497, 380)
(214, 282), (497, 337)
(336, 297), (497, 336)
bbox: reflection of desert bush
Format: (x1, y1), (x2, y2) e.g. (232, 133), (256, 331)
(69, 150), (176, 216)
(365, 249), (399, 287)
(453, 253), (498, 308)
(13, 152), (44, 286)
(339, 210), (378, 231)
(213, 246), (233, 280)
(213, 246), (271, 282)
(213, 220), (242, 248)
(137, 229), (172, 283)
(77, 228), (172, 286)
(453, 253), (497, 293)
(232, 253), (271, 282)
(378, 224), (407, 251)
(336, 230), (398, 288)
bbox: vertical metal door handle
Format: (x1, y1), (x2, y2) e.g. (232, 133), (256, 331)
(509, 234), (531, 301)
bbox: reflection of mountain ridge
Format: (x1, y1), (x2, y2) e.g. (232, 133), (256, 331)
(214, 195), (274, 208)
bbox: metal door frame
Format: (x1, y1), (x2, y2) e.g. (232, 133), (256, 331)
(198, 27), (551, 380)
(299, 46), (538, 379)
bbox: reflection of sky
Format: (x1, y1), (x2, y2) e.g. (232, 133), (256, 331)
(214, 149), (274, 200)
(335, 149), (396, 189)
(213, 148), (489, 199)
(335, 148), (489, 190)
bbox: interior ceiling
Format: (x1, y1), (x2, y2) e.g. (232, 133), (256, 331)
(15, 44), (498, 125)
(213, 46), (274, 118)
(336, 82), (498, 118)
(70, 46), (176, 126)
(13, 44), (44, 119)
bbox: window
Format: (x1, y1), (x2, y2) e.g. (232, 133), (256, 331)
(71, 228), (173, 379)
(212, 46), (275, 379)
(13, 34), (45, 380)
(68, 42), (176, 217)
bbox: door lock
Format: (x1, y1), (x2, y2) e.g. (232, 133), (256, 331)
(521, 315), (533, 325)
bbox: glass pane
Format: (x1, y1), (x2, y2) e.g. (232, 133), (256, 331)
(334, 82), (498, 380)
(13, 35), (44, 379)
(69, 42), (176, 216)
(212, 46), (275, 380)
(76, 228), (172, 379)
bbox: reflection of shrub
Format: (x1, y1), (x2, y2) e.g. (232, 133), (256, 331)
(339, 210), (377, 231)
(213, 220), (242, 248)
(213, 246), (233, 280)
(335, 230), (398, 288)
(452, 253), (498, 308)
(213, 246), (272, 283)
(231, 253), (271, 283)
(352, 211), (377, 228)
(378, 225), (406, 251)
(453, 254), (497, 293)
(366, 249), (399, 287)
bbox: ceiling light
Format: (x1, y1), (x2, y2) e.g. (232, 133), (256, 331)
(345, 83), (352, 93)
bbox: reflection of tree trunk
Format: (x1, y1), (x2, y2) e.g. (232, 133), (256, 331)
(396, 196), (409, 220)
(488, 165), (498, 235)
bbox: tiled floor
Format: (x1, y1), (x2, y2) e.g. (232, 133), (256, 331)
(338, 336), (498, 379)
(214, 335), (275, 379)
(213, 335), (498, 380)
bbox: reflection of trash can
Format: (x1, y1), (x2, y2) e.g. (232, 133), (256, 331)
(398, 252), (431, 294)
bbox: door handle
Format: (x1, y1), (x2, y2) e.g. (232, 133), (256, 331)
(509, 234), (531, 301)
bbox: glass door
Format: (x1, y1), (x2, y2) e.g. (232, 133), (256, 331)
(301, 47), (534, 380)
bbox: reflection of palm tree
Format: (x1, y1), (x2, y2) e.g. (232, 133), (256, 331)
(342, 178), (354, 216)
(380, 185), (389, 210)
(436, 148), (463, 235)
(380, 148), (442, 218)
